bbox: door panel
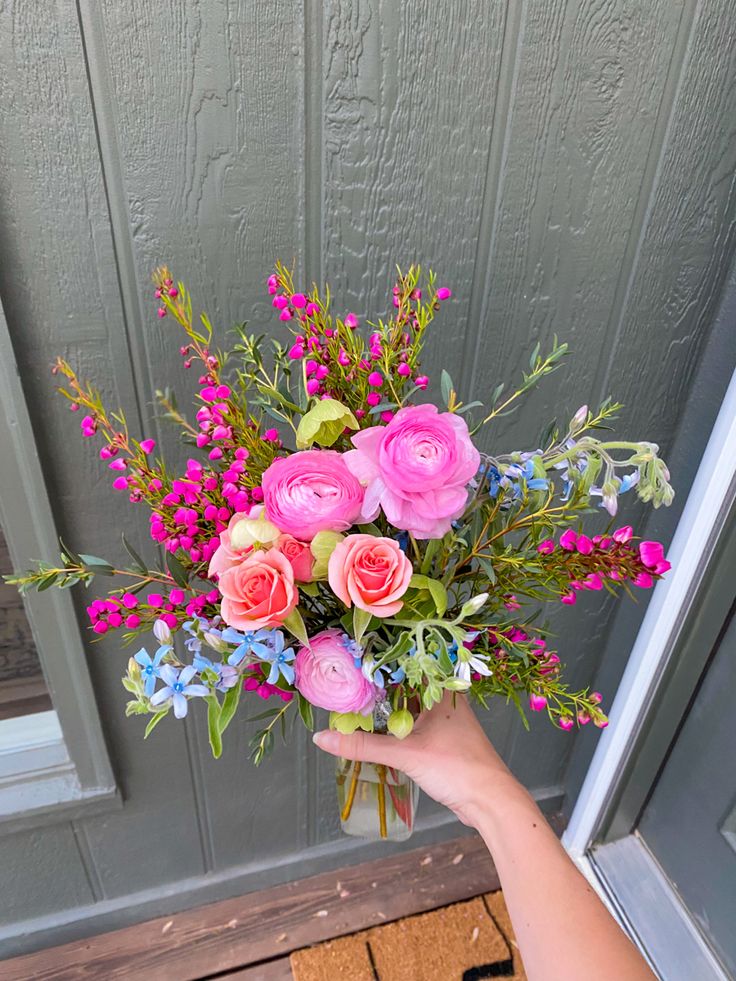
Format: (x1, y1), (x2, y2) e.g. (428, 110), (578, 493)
(638, 608), (736, 976)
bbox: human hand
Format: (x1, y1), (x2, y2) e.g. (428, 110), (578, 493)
(313, 692), (518, 829)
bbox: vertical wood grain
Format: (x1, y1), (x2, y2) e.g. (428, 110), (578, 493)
(321, 0), (509, 378)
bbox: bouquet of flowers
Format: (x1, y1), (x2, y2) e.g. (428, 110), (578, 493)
(7, 262), (673, 841)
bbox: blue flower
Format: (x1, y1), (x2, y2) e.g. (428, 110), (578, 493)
(150, 664), (209, 718)
(134, 646), (166, 697)
(192, 653), (239, 692)
(221, 627), (278, 666)
(257, 632), (296, 686)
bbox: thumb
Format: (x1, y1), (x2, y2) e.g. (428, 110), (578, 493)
(313, 728), (409, 769)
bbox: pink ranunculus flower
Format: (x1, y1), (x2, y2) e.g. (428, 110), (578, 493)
(261, 449), (364, 541)
(328, 534), (413, 618)
(344, 404), (480, 539)
(217, 548), (298, 630)
(276, 534), (314, 582)
(294, 628), (379, 714)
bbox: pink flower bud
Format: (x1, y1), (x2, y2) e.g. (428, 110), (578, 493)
(279, 309), (293, 322)
(561, 591), (576, 605)
(537, 538), (555, 554)
(575, 534), (593, 555)
(209, 447), (223, 461)
(305, 302), (320, 316)
(590, 691), (603, 705)
(139, 439), (156, 455)
(168, 287), (178, 298)
(529, 693), (547, 712)
(633, 572), (653, 589)
(272, 295), (289, 310)
(558, 716), (575, 731)
(366, 392), (381, 407)
(613, 525), (633, 544)
(380, 410), (394, 423)
(288, 343), (304, 360)
(639, 540), (665, 568)
(397, 362), (411, 377)
(169, 588), (185, 605)
(338, 349), (350, 366)
(368, 371), (383, 387)
(344, 313), (358, 329)
(125, 614), (141, 629)
(436, 287), (452, 301)
(559, 529), (578, 551)
(262, 428), (280, 442)
(157, 307), (167, 318)
(121, 593), (138, 609)
(291, 293), (307, 308)
(306, 378), (320, 396)
(315, 364), (329, 381)
(93, 621), (108, 634)
(415, 375), (429, 390)
(112, 476), (129, 490)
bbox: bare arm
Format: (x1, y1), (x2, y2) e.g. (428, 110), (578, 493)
(313, 693), (654, 981)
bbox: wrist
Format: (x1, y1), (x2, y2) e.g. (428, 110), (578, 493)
(464, 766), (538, 839)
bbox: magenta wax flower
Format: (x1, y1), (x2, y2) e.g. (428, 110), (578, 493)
(558, 716), (575, 731)
(367, 371), (383, 388)
(537, 538), (555, 554)
(639, 540), (665, 568)
(294, 628), (379, 714)
(559, 529), (578, 551)
(344, 403), (480, 539)
(291, 293), (307, 308)
(613, 525), (633, 544)
(397, 362), (411, 377)
(306, 378), (320, 396)
(288, 343), (304, 360)
(139, 439), (156, 455)
(272, 295), (289, 310)
(529, 693), (547, 712)
(279, 309), (293, 322)
(344, 313), (358, 329)
(415, 375), (429, 390)
(262, 449), (364, 541)
(157, 307), (167, 319)
(436, 287), (452, 301)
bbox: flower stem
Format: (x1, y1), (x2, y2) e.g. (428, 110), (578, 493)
(340, 760), (362, 823)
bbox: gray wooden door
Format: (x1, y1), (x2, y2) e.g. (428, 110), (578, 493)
(637, 606), (736, 976)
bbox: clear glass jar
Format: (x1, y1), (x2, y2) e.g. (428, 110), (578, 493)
(336, 757), (419, 841)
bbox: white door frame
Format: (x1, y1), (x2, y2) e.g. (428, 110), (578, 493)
(563, 365), (736, 979)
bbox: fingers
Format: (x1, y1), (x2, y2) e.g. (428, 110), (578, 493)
(313, 729), (409, 768)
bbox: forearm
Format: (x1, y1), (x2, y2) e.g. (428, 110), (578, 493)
(471, 774), (654, 981)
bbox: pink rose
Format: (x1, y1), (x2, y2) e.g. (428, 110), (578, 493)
(276, 534), (314, 582)
(262, 450), (364, 541)
(294, 628), (379, 714)
(328, 534), (413, 617)
(217, 548), (298, 630)
(207, 512), (253, 579)
(344, 404), (480, 539)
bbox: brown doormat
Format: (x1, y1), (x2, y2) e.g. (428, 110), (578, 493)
(290, 891), (526, 980)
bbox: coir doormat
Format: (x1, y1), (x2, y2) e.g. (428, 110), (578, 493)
(290, 891), (526, 980)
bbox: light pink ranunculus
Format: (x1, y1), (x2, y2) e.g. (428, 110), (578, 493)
(328, 534), (413, 617)
(294, 628), (379, 714)
(217, 548), (297, 630)
(276, 534), (314, 582)
(261, 450), (364, 541)
(207, 512), (254, 579)
(344, 403), (480, 539)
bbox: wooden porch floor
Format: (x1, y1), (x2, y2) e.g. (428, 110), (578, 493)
(2, 823), (560, 980)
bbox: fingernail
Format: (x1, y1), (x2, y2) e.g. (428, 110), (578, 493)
(312, 731), (328, 748)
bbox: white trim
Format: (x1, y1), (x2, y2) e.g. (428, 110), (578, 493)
(0, 710), (63, 756)
(564, 363), (736, 859)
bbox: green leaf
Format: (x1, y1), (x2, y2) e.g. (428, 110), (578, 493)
(352, 606), (372, 644)
(477, 556), (496, 585)
(79, 554), (115, 575)
(440, 369), (454, 407)
(408, 574), (447, 616)
(219, 682), (242, 735)
(166, 552), (189, 588)
(122, 534), (147, 574)
(282, 607), (309, 646)
(297, 694), (314, 731)
(37, 574), (59, 592)
(529, 341), (541, 370)
(144, 711), (168, 738)
(206, 695), (223, 758)
(59, 537), (81, 564)
(456, 401), (483, 415)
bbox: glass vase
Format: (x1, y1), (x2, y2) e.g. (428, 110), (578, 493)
(336, 757), (419, 841)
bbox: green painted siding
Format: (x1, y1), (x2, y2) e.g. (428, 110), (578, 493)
(0, 0), (735, 956)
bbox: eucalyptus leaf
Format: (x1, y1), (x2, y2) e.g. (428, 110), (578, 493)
(122, 533), (147, 574)
(166, 552), (189, 588)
